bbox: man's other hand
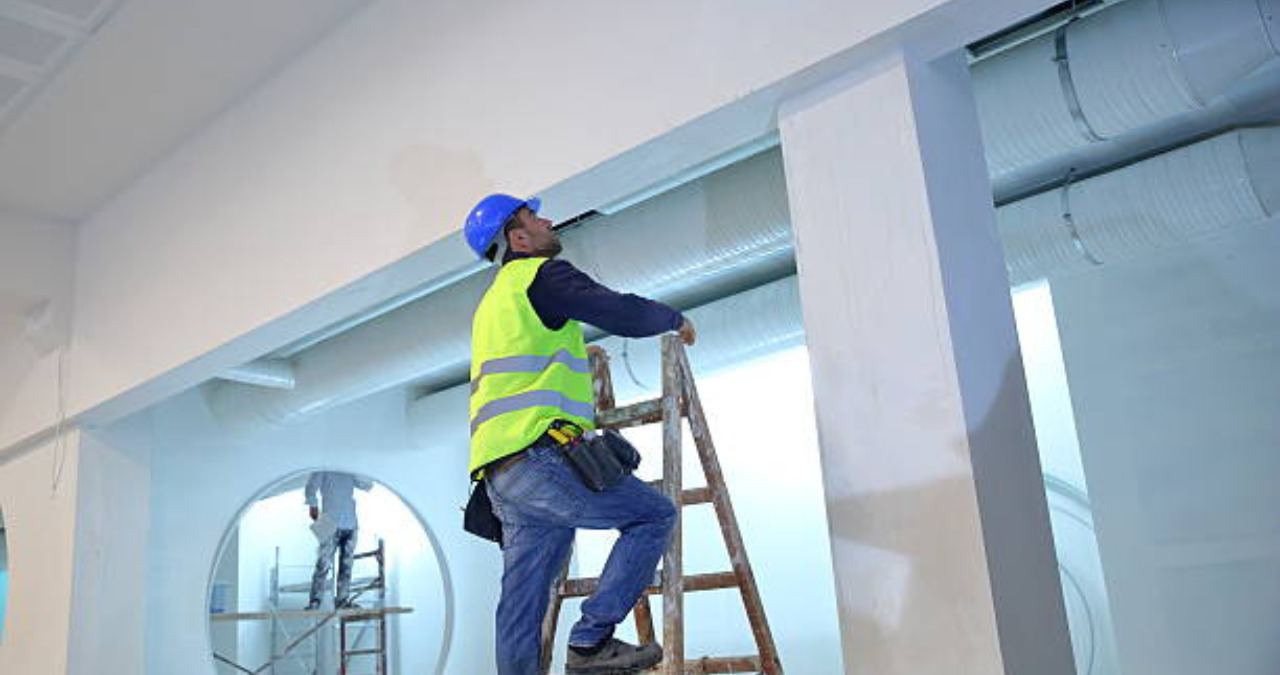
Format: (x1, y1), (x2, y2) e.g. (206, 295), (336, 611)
(678, 318), (697, 346)
(309, 506), (320, 522)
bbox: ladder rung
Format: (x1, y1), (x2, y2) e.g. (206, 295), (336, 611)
(560, 571), (738, 599)
(342, 648), (384, 657)
(643, 481), (713, 505)
(682, 655), (763, 674)
(595, 398), (665, 429)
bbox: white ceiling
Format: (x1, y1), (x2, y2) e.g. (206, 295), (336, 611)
(0, 0), (373, 223)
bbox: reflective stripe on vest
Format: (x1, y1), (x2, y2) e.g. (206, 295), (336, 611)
(470, 349), (590, 394)
(469, 389), (595, 435)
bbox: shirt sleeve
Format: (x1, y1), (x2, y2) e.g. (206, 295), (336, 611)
(304, 473), (321, 507)
(527, 260), (684, 337)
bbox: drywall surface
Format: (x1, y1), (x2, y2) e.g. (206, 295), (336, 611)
(1053, 220), (1280, 675)
(144, 385), (492, 675)
(66, 418), (153, 675)
(0, 433), (81, 675)
(62, 0), (1049, 447)
(0, 212), (74, 451)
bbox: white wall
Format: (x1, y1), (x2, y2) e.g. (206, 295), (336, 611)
(145, 384), (490, 675)
(0, 212), (74, 452)
(0, 433), (81, 675)
(66, 418), (153, 675)
(1052, 219), (1280, 675)
(46, 0), (1050, 451)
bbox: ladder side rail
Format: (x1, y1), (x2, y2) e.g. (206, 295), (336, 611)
(539, 550), (573, 675)
(673, 344), (783, 675)
(660, 335), (685, 675)
(593, 346), (659, 645)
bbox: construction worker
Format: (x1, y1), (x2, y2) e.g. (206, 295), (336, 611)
(465, 194), (695, 675)
(304, 471), (373, 610)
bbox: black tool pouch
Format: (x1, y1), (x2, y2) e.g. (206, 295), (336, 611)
(562, 429), (642, 491)
(463, 479), (503, 544)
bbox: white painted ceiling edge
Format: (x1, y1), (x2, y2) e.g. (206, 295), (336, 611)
(971, 0), (1280, 181)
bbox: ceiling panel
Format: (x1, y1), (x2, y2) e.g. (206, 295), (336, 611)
(20, 0), (105, 21)
(0, 0), (374, 222)
(0, 73), (23, 109)
(0, 14), (68, 66)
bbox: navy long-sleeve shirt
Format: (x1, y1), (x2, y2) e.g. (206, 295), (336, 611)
(506, 252), (683, 337)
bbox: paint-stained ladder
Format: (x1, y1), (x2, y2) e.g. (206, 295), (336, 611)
(540, 335), (783, 675)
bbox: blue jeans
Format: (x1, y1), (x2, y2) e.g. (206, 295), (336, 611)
(486, 441), (676, 675)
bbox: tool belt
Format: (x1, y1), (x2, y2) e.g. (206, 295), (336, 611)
(463, 422), (644, 545)
(548, 422), (642, 492)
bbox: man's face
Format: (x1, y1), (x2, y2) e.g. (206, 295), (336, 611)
(507, 207), (561, 258)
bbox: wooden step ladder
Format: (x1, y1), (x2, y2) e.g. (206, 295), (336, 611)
(539, 335), (783, 675)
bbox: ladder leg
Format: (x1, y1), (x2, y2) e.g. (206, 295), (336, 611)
(592, 346), (661, 649)
(633, 595), (656, 645)
(379, 614), (388, 675)
(539, 544), (573, 675)
(660, 336), (685, 675)
(339, 617), (348, 675)
(675, 345), (783, 674)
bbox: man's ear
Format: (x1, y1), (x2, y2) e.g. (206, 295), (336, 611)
(507, 226), (528, 251)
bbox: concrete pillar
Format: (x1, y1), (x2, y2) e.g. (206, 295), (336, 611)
(66, 421), (152, 675)
(778, 50), (1075, 674)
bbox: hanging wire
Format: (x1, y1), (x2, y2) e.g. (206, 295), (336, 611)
(1059, 168), (1104, 266)
(50, 345), (70, 496)
(620, 339), (650, 390)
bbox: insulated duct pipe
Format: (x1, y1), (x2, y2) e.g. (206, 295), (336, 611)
(207, 148), (792, 430)
(972, 0), (1280, 181)
(592, 276), (803, 403)
(998, 127), (1280, 285)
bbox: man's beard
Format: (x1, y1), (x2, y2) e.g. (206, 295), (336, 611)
(535, 237), (563, 258)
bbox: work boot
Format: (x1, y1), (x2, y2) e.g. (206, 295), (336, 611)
(565, 638), (663, 674)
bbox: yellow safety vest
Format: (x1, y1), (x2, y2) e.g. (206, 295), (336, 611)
(469, 257), (595, 476)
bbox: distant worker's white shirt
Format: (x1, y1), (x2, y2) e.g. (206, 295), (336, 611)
(305, 472), (372, 530)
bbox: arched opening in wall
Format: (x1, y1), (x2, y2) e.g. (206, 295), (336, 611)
(0, 505), (8, 643)
(206, 471), (449, 675)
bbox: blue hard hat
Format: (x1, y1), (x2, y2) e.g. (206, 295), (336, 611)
(464, 193), (542, 261)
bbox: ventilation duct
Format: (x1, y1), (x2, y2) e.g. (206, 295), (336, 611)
(972, 0), (1280, 181)
(207, 147), (792, 429)
(997, 127), (1279, 285)
(592, 276), (803, 403)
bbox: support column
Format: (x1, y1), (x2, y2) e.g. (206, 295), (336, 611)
(66, 421), (152, 675)
(778, 50), (1074, 674)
